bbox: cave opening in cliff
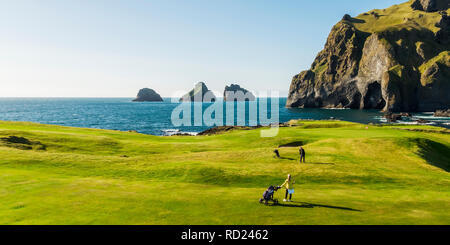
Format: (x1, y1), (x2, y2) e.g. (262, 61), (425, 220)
(364, 82), (386, 109)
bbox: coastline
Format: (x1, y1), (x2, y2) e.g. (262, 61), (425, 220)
(0, 98), (449, 136)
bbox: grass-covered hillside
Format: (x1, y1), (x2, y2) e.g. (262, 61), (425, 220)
(0, 120), (449, 224)
(353, 0), (449, 33)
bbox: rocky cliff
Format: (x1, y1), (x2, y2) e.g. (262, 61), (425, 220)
(180, 82), (216, 102)
(223, 84), (256, 101)
(286, 0), (450, 112)
(132, 88), (163, 102)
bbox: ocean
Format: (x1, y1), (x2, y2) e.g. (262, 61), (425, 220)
(0, 98), (448, 135)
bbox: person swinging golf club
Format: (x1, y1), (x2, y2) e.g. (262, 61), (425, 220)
(280, 174), (295, 202)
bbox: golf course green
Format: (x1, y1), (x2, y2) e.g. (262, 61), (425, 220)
(0, 120), (449, 224)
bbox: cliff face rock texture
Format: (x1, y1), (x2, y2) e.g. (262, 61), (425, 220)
(287, 0), (450, 112)
(411, 0), (450, 12)
(180, 82), (216, 102)
(132, 88), (163, 102)
(223, 84), (256, 101)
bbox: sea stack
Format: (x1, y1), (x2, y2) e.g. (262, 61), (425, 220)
(180, 82), (216, 102)
(223, 84), (256, 101)
(132, 88), (163, 102)
(286, 0), (450, 112)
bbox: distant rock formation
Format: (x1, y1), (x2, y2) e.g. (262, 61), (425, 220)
(180, 82), (216, 102)
(132, 88), (163, 102)
(286, 0), (450, 112)
(223, 84), (256, 101)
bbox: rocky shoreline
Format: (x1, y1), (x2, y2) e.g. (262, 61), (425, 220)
(434, 109), (450, 117)
(165, 114), (450, 136)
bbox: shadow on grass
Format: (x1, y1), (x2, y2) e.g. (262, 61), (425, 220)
(275, 158), (336, 164)
(279, 141), (305, 148)
(279, 157), (297, 161)
(274, 202), (361, 212)
(304, 162), (335, 165)
(414, 138), (450, 172)
(348, 17), (365, 23)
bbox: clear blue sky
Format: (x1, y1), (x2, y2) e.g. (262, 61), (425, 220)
(0, 0), (405, 97)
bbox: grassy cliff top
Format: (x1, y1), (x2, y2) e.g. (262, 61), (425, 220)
(352, 0), (448, 34)
(0, 120), (449, 224)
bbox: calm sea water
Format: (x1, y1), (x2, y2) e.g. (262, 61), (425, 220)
(0, 98), (448, 135)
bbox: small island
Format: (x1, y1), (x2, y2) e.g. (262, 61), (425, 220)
(180, 82), (216, 102)
(223, 84), (256, 101)
(132, 88), (163, 102)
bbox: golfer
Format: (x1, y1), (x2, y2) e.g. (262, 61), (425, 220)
(280, 174), (295, 202)
(299, 146), (306, 163)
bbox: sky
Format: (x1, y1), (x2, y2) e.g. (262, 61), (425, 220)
(0, 0), (406, 98)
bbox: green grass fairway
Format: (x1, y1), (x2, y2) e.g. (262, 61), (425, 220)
(0, 120), (449, 225)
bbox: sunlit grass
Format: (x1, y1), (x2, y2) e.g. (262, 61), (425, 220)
(352, 0), (447, 34)
(0, 120), (449, 224)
